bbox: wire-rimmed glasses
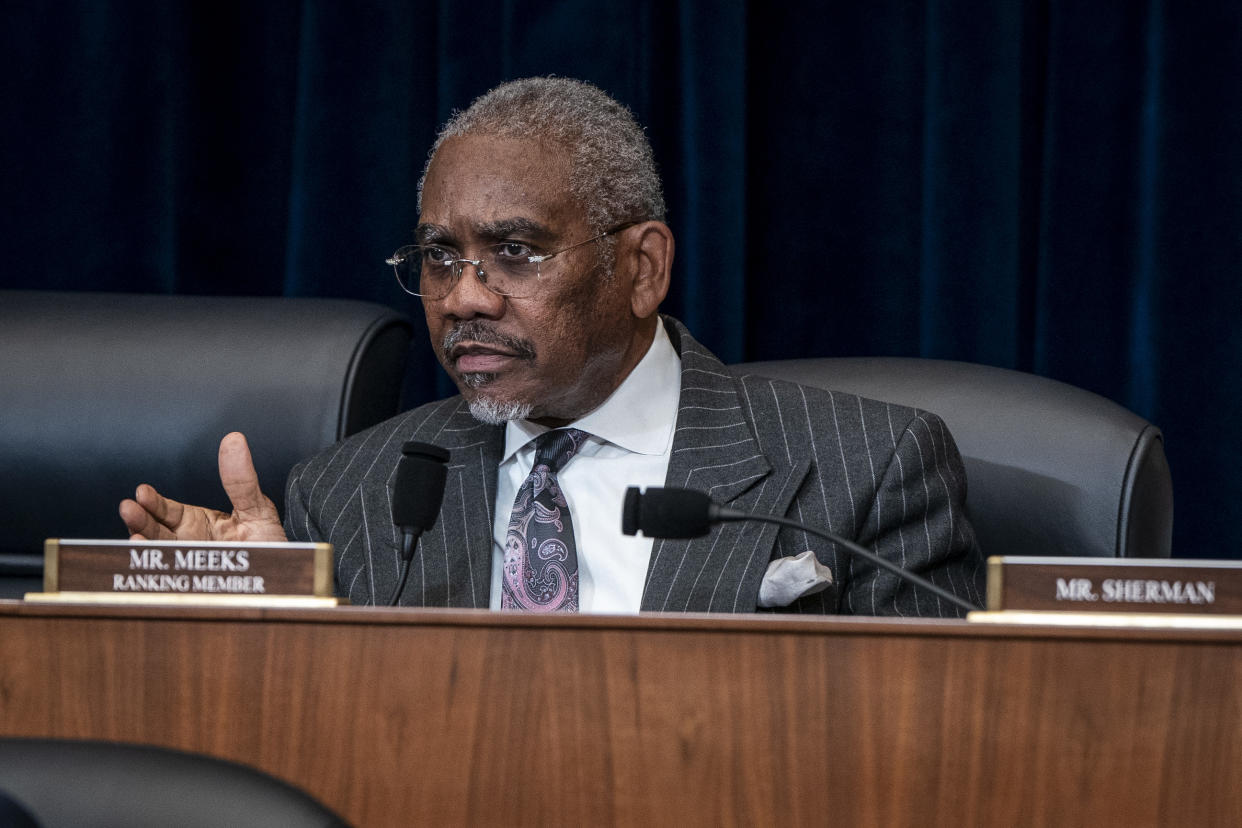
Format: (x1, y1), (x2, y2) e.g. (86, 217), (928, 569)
(386, 221), (637, 300)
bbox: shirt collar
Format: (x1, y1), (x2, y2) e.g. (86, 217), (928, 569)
(502, 321), (681, 462)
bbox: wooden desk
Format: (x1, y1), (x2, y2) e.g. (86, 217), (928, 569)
(0, 602), (1238, 827)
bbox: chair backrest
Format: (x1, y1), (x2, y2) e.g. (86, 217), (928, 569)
(0, 738), (348, 827)
(0, 291), (413, 596)
(732, 357), (1173, 558)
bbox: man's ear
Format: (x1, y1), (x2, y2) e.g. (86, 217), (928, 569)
(626, 221), (674, 319)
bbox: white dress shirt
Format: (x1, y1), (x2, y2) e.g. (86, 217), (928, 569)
(489, 323), (681, 613)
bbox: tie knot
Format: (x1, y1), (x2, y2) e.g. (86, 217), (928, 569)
(532, 428), (589, 473)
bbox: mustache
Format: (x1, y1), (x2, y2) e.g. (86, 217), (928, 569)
(441, 321), (537, 363)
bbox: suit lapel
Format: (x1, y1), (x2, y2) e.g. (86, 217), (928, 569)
(642, 320), (811, 612)
(399, 401), (502, 608)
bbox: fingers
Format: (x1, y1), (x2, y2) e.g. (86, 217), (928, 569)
(217, 433), (285, 541)
(121, 483), (214, 541)
(119, 498), (152, 539)
(119, 488), (179, 541)
(218, 432), (276, 520)
(134, 482), (185, 527)
(117, 434), (285, 545)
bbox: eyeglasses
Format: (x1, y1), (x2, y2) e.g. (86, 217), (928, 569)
(386, 222), (637, 300)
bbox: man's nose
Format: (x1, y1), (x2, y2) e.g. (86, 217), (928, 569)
(434, 260), (505, 318)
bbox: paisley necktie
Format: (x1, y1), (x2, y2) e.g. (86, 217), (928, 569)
(500, 428), (589, 612)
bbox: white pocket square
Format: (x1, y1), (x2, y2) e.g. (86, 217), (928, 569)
(758, 550), (834, 608)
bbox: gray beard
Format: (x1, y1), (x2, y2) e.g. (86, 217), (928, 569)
(461, 373), (534, 423)
(445, 324), (539, 425)
(467, 394), (534, 425)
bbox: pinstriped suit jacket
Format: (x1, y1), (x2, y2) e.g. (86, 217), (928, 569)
(284, 317), (985, 616)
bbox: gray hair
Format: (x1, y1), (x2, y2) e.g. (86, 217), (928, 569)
(417, 77), (666, 232)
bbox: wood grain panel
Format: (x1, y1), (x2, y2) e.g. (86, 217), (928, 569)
(0, 604), (1239, 827)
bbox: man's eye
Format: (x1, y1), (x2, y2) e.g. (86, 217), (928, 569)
(494, 242), (533, 260)
(421, 246), (453, 265)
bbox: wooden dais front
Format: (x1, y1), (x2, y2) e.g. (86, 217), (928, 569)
(0, 604), (1239, 827)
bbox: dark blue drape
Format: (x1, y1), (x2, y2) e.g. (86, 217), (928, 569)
(4, 1), (1240, 559)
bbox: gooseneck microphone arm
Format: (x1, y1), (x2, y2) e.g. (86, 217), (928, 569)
(711, 503), (979, 614)
(622, 486), (980, 614)
(386, 441), (451, 607)
(387, 531), (419, 608)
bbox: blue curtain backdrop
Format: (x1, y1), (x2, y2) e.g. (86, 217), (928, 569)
(3, 1), (1240, 559)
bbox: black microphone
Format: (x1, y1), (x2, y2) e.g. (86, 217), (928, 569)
(386, 441), (450, 606)
(622, 486), (980, 613)
(622, 486), (714, 538)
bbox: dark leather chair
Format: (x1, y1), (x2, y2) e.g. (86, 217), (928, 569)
(0, 738), (348, 827)
(732, 357), (1173, 558)
(0, 291), (413, 597)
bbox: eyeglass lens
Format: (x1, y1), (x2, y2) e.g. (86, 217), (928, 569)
(391, 246), (541, 299)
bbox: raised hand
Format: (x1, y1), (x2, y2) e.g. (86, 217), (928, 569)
(119, 432), (287, 543)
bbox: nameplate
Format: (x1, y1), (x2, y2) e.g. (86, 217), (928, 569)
(986, 556), (1242, 615)
(31, 539), (339, 606)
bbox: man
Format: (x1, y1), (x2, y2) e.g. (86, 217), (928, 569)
(121, 77), (984, 615)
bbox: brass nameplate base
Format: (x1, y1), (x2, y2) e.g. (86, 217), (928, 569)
(983, 556), (1242, 619)
(28, 539), (342, 607)
(967, 609), (1242, 630)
